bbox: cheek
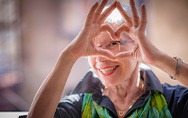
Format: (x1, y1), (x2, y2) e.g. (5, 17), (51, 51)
(88, 57), (102, 81)
(121, 43), (135, 52)
(119, 60), (137, 76)
(88, 56), (96, 69)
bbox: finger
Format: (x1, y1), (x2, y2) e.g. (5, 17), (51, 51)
(115, 50), (133, 60)
(116, 1), (132, 27)
(95, 48), (115, 61)
(93, 0), (108, 23)
(138, 4), (147, 32)
(85, 2), (99, 26)
(130, 0), (140, 28)
(100, 24), (117, 40)
(115, 43), (139, 60)
(98, 1), (117, 24)
(115, 24), (130, 38)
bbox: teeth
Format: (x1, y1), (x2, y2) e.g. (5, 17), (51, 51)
(100, 66), (118, 74)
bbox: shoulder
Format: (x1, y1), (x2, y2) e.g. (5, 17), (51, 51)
(60, 93), (84, 103)
(162, 83), (188, 101)
(54, 94), (84, 118)
(162, 83), (188, 118)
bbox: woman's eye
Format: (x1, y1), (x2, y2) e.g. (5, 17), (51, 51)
(110, 41), (120, 46)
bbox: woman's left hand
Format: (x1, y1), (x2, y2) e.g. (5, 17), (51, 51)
(112, 0), (162, 65)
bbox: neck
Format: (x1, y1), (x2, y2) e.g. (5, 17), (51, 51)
(103, 67), (145, 118)
(104, 67), (143, 98)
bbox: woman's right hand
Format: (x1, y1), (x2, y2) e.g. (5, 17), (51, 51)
(66, 0), (117, 61)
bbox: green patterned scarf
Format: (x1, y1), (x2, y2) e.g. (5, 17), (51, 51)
(81, 90), (172, 118)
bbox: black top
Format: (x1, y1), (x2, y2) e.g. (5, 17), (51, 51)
(20, 66), (188, 118)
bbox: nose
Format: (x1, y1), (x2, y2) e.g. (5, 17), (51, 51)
(96, 56), (107, 62)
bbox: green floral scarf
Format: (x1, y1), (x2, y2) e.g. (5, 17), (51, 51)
(81, 90), (172, 118)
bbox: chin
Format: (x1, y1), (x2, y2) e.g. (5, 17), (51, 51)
(101, 77), (123, 87)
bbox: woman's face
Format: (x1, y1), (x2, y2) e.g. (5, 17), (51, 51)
(88, 28), (138, 87)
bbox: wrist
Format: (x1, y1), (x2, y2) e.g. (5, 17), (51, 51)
(60, 47), (80, 64)
(151, 51), (167, 67)
(169, 57), (183, 80)
(151, 52), (179, 79)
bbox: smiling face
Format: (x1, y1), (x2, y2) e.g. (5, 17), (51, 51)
(88, 25), (138, 87)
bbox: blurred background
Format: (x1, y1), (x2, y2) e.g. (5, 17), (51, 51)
(0, 0), (188, 111)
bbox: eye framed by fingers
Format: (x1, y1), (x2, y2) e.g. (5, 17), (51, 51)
(97, 34), (135, 54)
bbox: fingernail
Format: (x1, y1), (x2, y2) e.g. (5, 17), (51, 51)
(117, 1), (121, 5)
(115, 32), (120, 38)
(116, 1), (120, 7)
(95, 2), (99, 5)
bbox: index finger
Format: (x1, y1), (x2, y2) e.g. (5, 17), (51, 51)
(84, 2), (99, 26)
(130, 0), (140, 28)
(116, 1), (133, 27)
(100, 23), (117, 40)
(138, 4), (147, 32)
(98, 1), (117, 24)
(93, 0), (108, 23)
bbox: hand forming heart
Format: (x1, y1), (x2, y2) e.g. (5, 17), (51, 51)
(98, 0), (160, 64)
(69, 0), (118, 60)
(69, 0), (160, 65)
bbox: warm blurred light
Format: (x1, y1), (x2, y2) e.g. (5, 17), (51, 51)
(0, 0), (188, 112)
(0, 0), (25, 111)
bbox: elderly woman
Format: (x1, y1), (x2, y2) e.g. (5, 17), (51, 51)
(26, 0), (188, 118)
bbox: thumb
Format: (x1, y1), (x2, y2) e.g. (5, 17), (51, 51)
(100, 24), (117, 40)
(95, 48), (115, 61)
(115, 43), (139, 61)
(114, 50), (133, 61)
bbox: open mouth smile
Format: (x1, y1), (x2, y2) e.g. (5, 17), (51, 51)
(99, 65), (119, 76)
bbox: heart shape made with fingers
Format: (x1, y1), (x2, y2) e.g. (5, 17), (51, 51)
(100, 1), (133, 40)
(95, 1), (137, 55)
(95, 0), (147, 60)
(99, 0), (144, 39)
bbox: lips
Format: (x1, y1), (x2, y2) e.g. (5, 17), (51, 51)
(99, 65), (119, 76)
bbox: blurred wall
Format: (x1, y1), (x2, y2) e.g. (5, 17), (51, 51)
(148, 0), (188, 85)
(19, 0), (91, 109)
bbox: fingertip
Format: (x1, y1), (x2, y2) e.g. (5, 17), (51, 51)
(141, 3), (145, 7)
(110, 33), (118, 41)
(141, 4), (146, 14)
(129, 0), (135, 5)
(112, 0), (118, 5)
(141, 4), (146, 11)
(115, 32), (120, 39)
(140, 4), (147, 22)
(117, 1), (121, 6)
(95, 2), (99, 6)
(100, 23), (107, 32)
(110, 1), (117, 8)
(116, 1), (122, 8)
(92, 2), (99, 10)
(100, 23), (106, 27)
(101, 0), (108, 5)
